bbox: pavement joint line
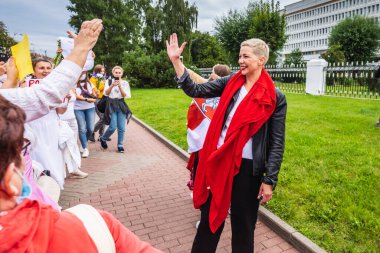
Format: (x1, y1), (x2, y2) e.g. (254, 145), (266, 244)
(132, 115), (327, 253)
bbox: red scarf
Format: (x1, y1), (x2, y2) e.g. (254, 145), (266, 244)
(193, 69), (276, 233)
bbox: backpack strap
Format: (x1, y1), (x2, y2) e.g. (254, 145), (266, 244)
(65, 204), (116, 253)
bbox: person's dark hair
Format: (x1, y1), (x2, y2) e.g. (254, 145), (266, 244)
(32, 57), (52, 70)
(76, 72), (90, 90)
(213, 64), (231, 77)
(0, 95), (26, 181)
(93, 64), (105, 74)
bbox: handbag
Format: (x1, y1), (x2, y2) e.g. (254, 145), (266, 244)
(65, 204), (116, 253)
(96, 95), (109, 113)
(80, 85), (97, 99)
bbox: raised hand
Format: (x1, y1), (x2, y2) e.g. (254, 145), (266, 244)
(0, 57), (19, 89)
(166, 33), (187, 62)
(71, 19), (103, 52)
(65, 19), (102, 68)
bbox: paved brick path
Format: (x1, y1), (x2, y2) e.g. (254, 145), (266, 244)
(59, 120), (299, 253)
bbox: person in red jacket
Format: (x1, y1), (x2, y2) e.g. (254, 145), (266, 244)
(0, 93), (162, 253)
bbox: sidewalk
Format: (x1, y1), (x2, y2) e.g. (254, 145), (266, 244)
(59, 120), (299, 253)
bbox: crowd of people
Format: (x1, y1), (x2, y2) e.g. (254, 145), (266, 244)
(0, 16), (286, 253)
(0, 33), (132, 195)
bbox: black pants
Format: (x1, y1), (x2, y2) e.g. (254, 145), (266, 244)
(94, 104), (105, 136)
(191, 159), (261, 253)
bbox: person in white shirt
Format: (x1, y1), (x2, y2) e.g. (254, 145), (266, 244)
(74, 72), (97, 158)
(58, 88), (88, 178)
(99, 66), (131, 153)
(0, 19), (103, 122)
(26, 58), (65, 188)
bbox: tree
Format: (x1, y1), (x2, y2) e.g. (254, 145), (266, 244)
(284, 48), (304, 66)
(328, 16), (380, 62)
(247, 0), (287, 65)
(321, 44), (346, 63)
(215, 10), (250, 63)
(0, 21), (16, 48)
(215, 0), (286, 65)
(190, 31), (228, 68)
(142, 0), (198, 56)
(67, 0), (142, 69)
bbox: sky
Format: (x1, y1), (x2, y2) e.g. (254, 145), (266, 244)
(0, 0), (300, 56)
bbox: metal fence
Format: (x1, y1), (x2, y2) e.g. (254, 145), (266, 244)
(199, 65), (307, 94)
(199, 62), (380, 100)
(266, 64), (306, 94)
(324, 62), (380, 99)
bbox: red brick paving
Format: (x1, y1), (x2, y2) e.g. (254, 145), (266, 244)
(59, 120), (299, 253)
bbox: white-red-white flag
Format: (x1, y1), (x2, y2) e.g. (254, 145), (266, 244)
(187, 97), (220, 153)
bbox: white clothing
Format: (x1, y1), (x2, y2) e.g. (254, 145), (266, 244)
(74, 82), (96, 110)
(58, 120), (81, 174)
(217, 86), (253, 159)
(59, 89), (76, 121)
(0, 60), (82, 122)
(63, 117), (79, 141)
(104, 79), (131, 99)
(27, 110), (65, 189)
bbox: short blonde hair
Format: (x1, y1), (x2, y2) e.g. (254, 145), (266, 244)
(241, 39), (269, 64)
(112, 66), (124, 74)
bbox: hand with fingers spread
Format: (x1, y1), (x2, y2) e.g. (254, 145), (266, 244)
(66, 19), (103, 68)
(166, 33), (187, 62)
(257, 183), (273, 204)
(166, 33), (187, 78)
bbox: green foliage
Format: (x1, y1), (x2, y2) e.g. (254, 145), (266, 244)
(329, 16), (380, 62)
(215, 10), (250, 63)
(215, 0), (286, 65)
(122, 48), (175, 88)
(284, 48), (304, 66)
(321, 44), (346, 63)
(128, 89), (380, 252)
(0, 21), (16, 48)
(190, 31), (228, 68)
(247, 0), (287, 65)
(142, 0), (198, 55)
(67, 0), (142, 69)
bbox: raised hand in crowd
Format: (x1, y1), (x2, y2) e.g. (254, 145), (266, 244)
(1, 57), (19, 89)
(66, 19), (102, 68)
(166, 33), (187, 78)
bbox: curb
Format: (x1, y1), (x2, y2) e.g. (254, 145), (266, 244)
(132, 115), (327, 253)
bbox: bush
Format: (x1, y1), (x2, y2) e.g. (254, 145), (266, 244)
(123, 48), (176, 88)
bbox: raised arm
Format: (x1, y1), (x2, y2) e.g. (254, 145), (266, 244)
(0, 19), (103, 122)
(166, 33), (186, 78)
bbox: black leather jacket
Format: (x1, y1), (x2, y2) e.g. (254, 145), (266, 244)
(176, 69), (287, 189)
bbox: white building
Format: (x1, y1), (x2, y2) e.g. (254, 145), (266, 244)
(281, 0), (380, 61)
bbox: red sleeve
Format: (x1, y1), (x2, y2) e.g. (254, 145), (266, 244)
(98, 210), (163, 253)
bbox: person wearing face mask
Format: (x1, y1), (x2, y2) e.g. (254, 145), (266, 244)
(0, 95), (164, 253)
(74, 71), (97, 158)
(89, 64), (108, 142)
(99, 66), (131, 153)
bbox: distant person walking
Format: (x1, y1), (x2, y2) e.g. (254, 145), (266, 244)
(100, 66), (131, 153)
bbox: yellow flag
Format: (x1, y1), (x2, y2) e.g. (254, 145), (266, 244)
(11, 34), (33, 81)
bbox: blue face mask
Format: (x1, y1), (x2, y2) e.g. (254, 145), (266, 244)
(14, 169), (32, 204)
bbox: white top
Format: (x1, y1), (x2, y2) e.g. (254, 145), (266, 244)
(104, 79), (131, 99)
(59, 89), (76, 120)
(0, 60), (82, 122)
(74, 82), (95, 110)
(217, 86), (253, 159)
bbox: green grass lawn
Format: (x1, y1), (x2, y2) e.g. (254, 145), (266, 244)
(127, 88), (380, 253)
